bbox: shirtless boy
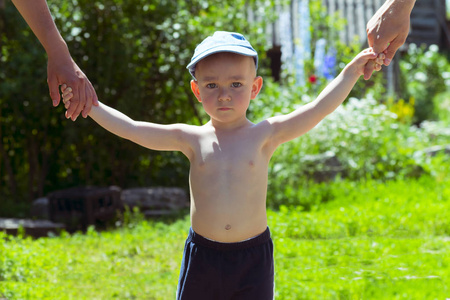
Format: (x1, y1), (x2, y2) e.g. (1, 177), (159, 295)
(61, 31), (384, 299)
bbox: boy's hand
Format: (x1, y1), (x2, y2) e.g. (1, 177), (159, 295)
(363, 51), (385, 80)
(61, 84), (75, 119)
(48, 57), (98, 120)
(347, 48), (384, 80)
(368, 52), (385, 80)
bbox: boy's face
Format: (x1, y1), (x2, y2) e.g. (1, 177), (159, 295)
(190, 53), (263, 126)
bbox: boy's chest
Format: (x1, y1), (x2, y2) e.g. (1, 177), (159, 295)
(193, 131), (268, 170)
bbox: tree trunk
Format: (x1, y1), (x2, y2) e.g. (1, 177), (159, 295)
(0, 107), (18, 196)
(38, 131), (49, 197)
(27, 136), (41, 202)
(0, 138), (17, 196)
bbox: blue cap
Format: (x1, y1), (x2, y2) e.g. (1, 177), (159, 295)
(187, 31), (258, 79)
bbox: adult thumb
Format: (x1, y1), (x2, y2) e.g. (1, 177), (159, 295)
(371, 41), (386, 57)
(47, 75), (60, 107)
(384, 39), (403, 66)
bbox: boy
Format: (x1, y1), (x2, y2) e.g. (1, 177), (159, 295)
(61, 31), (384, 299)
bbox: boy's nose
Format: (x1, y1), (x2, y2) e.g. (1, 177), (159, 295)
(218, 88), (231, 102)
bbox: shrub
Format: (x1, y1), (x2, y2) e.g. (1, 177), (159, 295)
(398, 44), (450, 123)
(250, 79), (450, 208)
(0, 0), (280, 207)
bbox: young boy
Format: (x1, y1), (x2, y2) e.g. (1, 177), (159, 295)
(61, 31), (383, 299)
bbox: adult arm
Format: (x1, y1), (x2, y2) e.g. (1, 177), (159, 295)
(364, 0), (416, 79)
(11, 0), (98, 120)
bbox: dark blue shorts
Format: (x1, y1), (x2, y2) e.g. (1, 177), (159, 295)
(176, 227), (274, 300)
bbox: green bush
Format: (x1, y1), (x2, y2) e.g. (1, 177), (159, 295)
(245, 0), (450, 209)
(250, 79), (450, 208)
(433, 90), (450, 125)
(398, 44), (450, 123)
(0, 0), (279, 208)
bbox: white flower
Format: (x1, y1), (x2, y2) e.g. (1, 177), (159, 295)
(429, 44), (439, 52)
(414, 72), (427, 82)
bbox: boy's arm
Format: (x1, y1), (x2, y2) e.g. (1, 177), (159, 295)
(267, 49), (381, 146)
(89, 103), (189, 152)
(61, 85), (190, 153)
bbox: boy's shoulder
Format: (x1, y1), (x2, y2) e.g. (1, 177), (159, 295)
(175, 122), (212, 137)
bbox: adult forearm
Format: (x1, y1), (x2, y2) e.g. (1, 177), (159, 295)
(11, 0), (70, 59)
(385, 0), (416, 12)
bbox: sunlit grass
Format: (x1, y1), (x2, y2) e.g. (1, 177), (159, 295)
(1, 175), (449, 299)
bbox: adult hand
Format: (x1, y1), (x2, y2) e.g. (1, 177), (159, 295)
(47, 55), (98, 121)
(11, 0), (98, 121)
(364, 0), (416, 79)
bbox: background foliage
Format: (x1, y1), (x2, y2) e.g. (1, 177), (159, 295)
(0, 0), (279, 215)
(1, 0), (449, 216)
(1, 1), (449, 298)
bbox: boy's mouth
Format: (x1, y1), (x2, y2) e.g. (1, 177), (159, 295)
(218, 107), (232, 111)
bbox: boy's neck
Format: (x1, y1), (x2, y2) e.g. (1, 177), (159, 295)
(208, 117), (253, 132)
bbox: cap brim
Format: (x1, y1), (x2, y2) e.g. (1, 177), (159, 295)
(186, 45), (257, 71)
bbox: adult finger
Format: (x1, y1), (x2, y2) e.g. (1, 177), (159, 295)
(72, 84), (84, 121)
(367, 29), (387, 54)
(368, 33), (389, 56)
(71, 81), (88, 121)
(367, 26), (375, 47)
(366, 17), (386, 54)
(47, 74), (61, 107)
(65, 80), (82, 120)
(91, 81), (99, 107)
(82, 79), (98, 118)
(383, 37), (405, 66)
(80, 84), (92, 118)
(371, 41), (389, 57)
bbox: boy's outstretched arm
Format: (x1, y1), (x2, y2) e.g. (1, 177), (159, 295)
(268, 49), (383, 146)
(61, 85), (191, 153)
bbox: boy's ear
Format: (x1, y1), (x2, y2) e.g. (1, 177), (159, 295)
(251, 76), (263, 100)
(190, 80), (202, 102)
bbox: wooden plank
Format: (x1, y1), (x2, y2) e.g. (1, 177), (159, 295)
(346, 0), (356, 43)
(374, 0), (383, 9)
(337, 0), (347, 43)
(356, 0), (366, 42)
(364, 0), (375, 40)
(329, 0), (337, 16)
(0, 218), (65, 238)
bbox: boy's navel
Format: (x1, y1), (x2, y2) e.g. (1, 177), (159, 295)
(225, 224), (231, 230)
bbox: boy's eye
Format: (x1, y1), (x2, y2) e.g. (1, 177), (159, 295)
(231, 82), (242, 88)
(206, 83), (217, 89)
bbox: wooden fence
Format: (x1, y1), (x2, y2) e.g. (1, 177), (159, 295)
(268, 0), (449, 49)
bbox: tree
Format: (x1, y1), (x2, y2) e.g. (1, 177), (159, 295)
(0, 0), (278, 212)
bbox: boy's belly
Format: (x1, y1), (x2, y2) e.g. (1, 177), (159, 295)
(190, 196), (268, 243)
(188, 154), (270, 243)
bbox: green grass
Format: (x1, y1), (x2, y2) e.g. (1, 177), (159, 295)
(1, 175), (449, 299)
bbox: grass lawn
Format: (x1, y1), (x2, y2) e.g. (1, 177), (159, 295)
(1, 175), (449, 299)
